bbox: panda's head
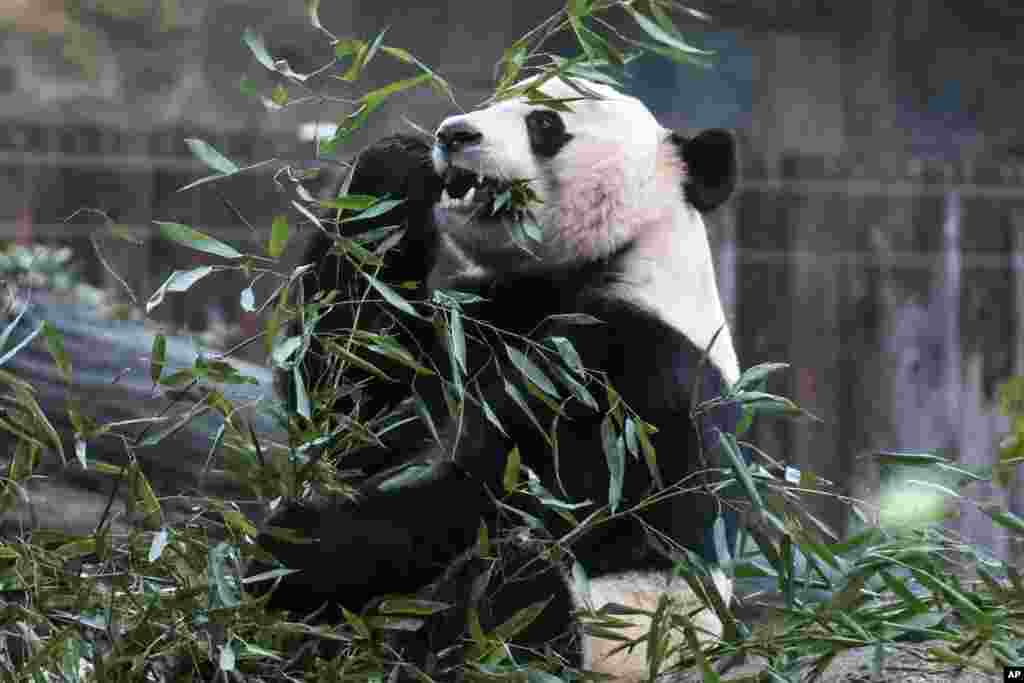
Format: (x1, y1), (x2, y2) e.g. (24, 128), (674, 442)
(432, 77), (735, 271)
(432, 76), (740, 383)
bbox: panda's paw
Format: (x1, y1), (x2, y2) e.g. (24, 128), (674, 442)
(250, 498), (420, 619)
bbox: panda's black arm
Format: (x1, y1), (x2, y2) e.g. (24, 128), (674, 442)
(279, 136), (446, 475)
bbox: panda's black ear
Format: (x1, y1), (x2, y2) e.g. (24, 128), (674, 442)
(673, 129), (736, 213)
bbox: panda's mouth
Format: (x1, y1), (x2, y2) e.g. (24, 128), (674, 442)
(438, 166), (513, 217)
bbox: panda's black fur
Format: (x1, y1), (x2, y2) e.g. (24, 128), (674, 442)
(274, 136), (446, 478)
(256, 79), (742, 680)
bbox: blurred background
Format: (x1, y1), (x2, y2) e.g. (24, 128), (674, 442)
(1, 0), (1022, 557)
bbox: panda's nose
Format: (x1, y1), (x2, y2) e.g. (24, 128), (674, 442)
(436, 120), (482, 153)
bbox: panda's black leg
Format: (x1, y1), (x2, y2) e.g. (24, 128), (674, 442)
(254, 459), (493, 620)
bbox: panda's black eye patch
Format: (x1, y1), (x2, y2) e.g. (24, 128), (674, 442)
(526, 109), (572, 157)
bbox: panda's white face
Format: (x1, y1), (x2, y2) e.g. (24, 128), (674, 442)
(432, 78), (677, 268)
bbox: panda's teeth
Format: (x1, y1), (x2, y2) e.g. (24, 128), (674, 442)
(462, 187), (476, 205)
(440, 189), (452, 208)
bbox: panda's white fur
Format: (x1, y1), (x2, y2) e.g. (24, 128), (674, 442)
(432, 77), (738, 679)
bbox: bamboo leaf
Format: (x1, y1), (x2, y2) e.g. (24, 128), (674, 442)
(361, 272), (424, 319)
(268, 214), (290, 258)
(242, 27), (276, 71)
(505, 345), (560, 398)
(154, 222), (242, 259)
(184, 138), (239, 175)
(602, 415), (624, 514)
(150, 333), (166, 384)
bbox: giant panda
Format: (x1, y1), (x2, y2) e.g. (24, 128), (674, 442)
(257, 76), (743, 681)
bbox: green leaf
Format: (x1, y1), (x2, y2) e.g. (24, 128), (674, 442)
(154, 222), (242, 259)
(382, 45), (456, 105)
(449, 308), (466, 374)
(906, 479), (962, 500)
(0, 301), (28, 354)
(360, 73), (431, 111)
(318, 193), (381, 211)
(504, 380), (550, 445)
(543, 312), (603, 326)
(567, 0), (592, 17)
(873, 451), (948, 466)
(271, 335), (304, 366)
(242, 27), (276, 71)
(334, 38), (367, 81)
(902, 564), (987, 625)
(635, 419), (663, 488)
(477, 519), (491, 557)
(981, 504), (1024, 535)
(341, 199), (406, 223)
(496, 41), (528, 92)
(546, 336), (584, 376)
(476, 384), (507, 436)
(304, 0), (322, 29)
(492, 597), (553, 640)
(377, 463), (439, 492)
(627, 8), (713, 55)
(42, 321), (71, 381)
(503, 447), (521, 493)
(730, 390), (811, 418)
(413, 392), (442, 446)
(292, 364), (310, 419)
(363, 26), (389, 71)
(366, 339), (435, 376)
(718, 431), (764, 510)
(621, 36), (712, 68)
(362, 272), (424, 319)
(238, 75), (257, 98)
(150, 333), (166, 384)
(270, 83), (289, 106)
(137, 403), (208, 447)
(322, 340), (394, 382)
(553, 365), (598, 411)
(377, 598), (451, 616)
(505, 345), (560, 398)
(268, 214), (289, 258)
(146, 266), (215, 313)
(219, 642), (236, 672)
(731, 362), (790, 393)
(184, 138), (239, 175)
(602, 415), (624, 514)
(0, 319), (42, 369)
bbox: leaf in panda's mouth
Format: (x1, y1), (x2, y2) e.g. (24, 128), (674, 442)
(439, 166), (514, 216)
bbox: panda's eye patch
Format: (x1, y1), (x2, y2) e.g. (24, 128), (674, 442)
(526, 109), (572, 157)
